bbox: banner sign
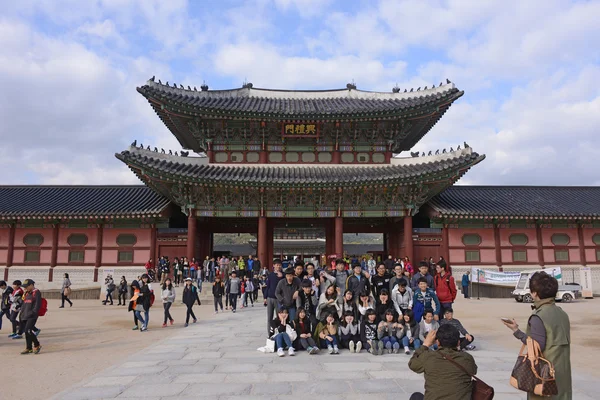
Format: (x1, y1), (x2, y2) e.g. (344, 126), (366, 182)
(471, 268), (521, 285)
(580, 267), (594, 298)
(471, 267), (563, 286)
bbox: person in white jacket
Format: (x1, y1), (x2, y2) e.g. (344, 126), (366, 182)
(392, 279), (413, 316)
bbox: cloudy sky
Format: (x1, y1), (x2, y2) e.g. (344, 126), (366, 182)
(1, 0), (599, 186)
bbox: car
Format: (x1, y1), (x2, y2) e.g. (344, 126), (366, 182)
(512, 271), (581, 303)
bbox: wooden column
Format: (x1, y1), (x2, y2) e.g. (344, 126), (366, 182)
(150, 223), (157, 266)
(494, 223), (502, 268)
(384, 151), (392, 163)
(49, 223), (59, 282)
(94, 224), (103, 282)
(259, 151), (268, 163)
(441, 225), (450, 264)
(258, 216), (267, 271)
(403, 215), (413, 262)
(578, 224), (587, 266)
(187, 210), (197, 262)
(5, 224), (15, 280)
(325, 220), (334, 255)
(266, 220), (274, 269)
(334, 216), (344, 256)
(382, 232), (389, 257)
(332, 151), (341, 164)
(536, 223), (545, 266)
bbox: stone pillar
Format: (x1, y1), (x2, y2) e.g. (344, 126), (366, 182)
(5, 224), (15, 280)
(49, 224), (59, 282)
(334, 216), (344, 256)
(403, 215), (413, 262)
(578, 224), (587, 266)
(536, 223), (544, 266)
(187, 210), (197, 262)
(258, 216), (267, 270)
(94, 224), (103, 282)
(494, 223), (502, 268)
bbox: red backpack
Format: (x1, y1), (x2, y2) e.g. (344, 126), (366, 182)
(32, 289), (48, 316)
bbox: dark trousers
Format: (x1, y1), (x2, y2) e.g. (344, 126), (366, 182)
(439, 302), (453, 316)
(24, 318), (40, 350)
(61, 293), (73, 307)
(229, 293), (238, 311)
(253, 289), (259, 302)
(214, 296), (223, 311)
(105, 291), (113, 304)
(10, 311), (19, 334)
(0, 310), (4, 330)
(462, 285), (469, 298)
(460, 335), (475, 349)
(163, 302), (173, 324)
(118, 292), (127, 305)
(185, 304), (196, 324)
(340, 333), (361, 349)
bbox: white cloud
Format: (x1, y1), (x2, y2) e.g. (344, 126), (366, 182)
(214, 42), (407, 89)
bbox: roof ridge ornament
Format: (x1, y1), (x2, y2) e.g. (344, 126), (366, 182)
(346, 80), (357, 90)
(392, 84), (400, 93)
(201, 81), (209, 91)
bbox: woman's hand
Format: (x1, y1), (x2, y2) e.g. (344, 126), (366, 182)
(326, 335), (333, 342)
(502, 318), (519, 332)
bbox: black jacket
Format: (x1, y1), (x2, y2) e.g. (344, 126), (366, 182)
(346, 273), (370, 297)
(1, 287), (13, 313)
(20, 289), (41, 320)
(375, 299), (395, 322)
(212, 282), (225, 297)
(138, 284), (152, 311)
(269, 317), (291, 338)
(371, 273), (392, 298)
(182, 285), (201, 306)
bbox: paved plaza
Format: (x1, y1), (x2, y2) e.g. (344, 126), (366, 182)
(50, 304), (597, 400)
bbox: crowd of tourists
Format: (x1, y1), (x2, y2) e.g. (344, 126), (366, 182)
(1, 279), (45, 354)
(261, 257), (476, 356)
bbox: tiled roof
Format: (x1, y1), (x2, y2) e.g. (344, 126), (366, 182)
(428, 186), (600, 218)
(116, 147), (484, 188)
(0, 186), (171, 219)
(137, 79), (463, 118)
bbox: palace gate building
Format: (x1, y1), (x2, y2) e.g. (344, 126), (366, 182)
(1, 78), (600, 291)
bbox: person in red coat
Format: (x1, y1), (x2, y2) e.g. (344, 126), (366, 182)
(434, 263), (456, 316)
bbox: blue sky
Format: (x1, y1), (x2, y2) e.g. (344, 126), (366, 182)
(1, 0), (599, 185)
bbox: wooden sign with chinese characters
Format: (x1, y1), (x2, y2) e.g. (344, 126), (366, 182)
(282, 123), (319, 137)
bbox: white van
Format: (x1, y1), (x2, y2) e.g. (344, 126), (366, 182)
(512, 270), (581, 303)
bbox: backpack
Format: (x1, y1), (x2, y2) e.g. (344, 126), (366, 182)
(33, 289), (48, 317)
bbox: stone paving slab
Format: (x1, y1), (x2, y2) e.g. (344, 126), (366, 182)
(52, 305), (596, 400)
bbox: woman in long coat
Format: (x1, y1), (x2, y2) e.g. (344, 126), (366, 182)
(503, 272), (571, 400)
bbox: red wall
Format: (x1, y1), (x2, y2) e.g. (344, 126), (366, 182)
(447, 226), (600, 266)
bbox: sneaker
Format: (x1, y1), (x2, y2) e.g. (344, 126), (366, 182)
(8, 333), (16, 338)
(132, 326), (138, 331)
(377, 341), (384, 355)
(162, 323), (167, 328)
(333, 346), (339, 354)
(170, 319), (174, 325)
(405, 349), (411, 355)
(310, 346), (320, 354)
(33, 346), (42, 354)
(12, 335), (22, 340)
(251, 304), (254, 307)
(214, 311), (218, 314)
(232, 310), (236, 313)
(20, 349), (32, 355)
(465, 345), (476, 351)
(356, 341), (362, 353)
(327, 345), (334, 354)
(277, 348), (285, 357)
(193, 319), (197, 323)
(349, 341), (355, 353)
(184, 323), (189, 327)
(58, 306), (64, 308)
(34, 329), (41, 337)
(393, 347), (399, 354)
(288, 347), (295, 356)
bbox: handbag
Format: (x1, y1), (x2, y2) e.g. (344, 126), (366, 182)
(286, 324), (298, 342)
(63, 287), (71, 297)
(441, 353), (495, 400)
(510, 337), (558, 396)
